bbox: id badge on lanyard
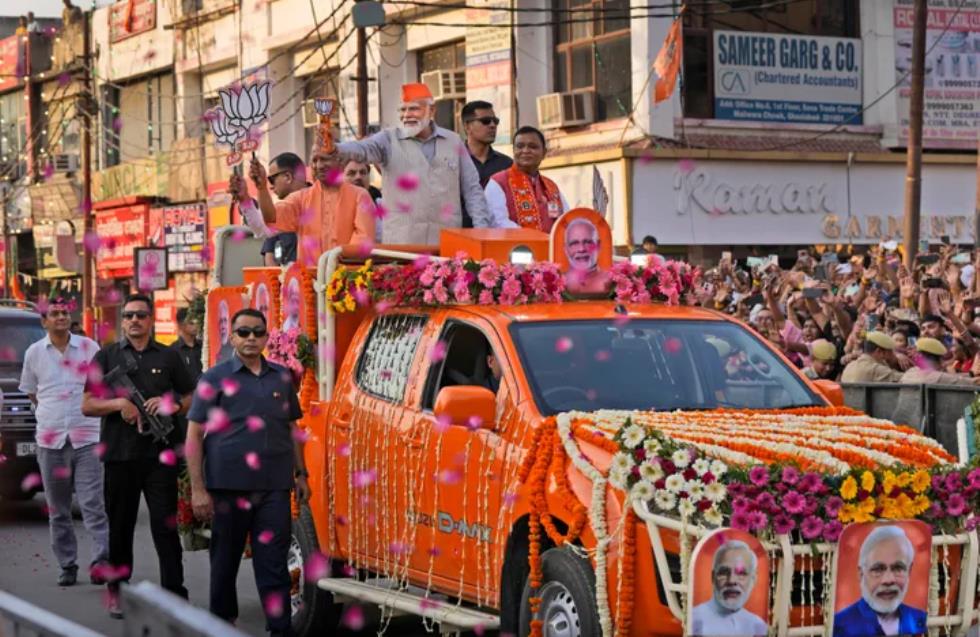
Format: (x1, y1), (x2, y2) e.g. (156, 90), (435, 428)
(547, 201), (560, 219)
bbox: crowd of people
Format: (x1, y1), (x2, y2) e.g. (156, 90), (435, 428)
(234, 82), (568, 266)
(686, 242), (980, 387)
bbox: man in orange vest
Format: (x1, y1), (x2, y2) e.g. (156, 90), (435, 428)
(484, 125), (568, 233)
(231, 147), (376, 267)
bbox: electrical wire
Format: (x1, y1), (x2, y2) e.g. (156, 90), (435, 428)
(381, 0), (804, 13)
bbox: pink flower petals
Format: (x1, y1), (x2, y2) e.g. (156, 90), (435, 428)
(245, 452), (261, 470)
(304, 551), (330, 582)
(246, 416), (265, 432)
(353, 468), (376, 488)
(158, 449), (177, 466)
(341, 604), (365, 630)
(263, 592), (285, 618)
(555, 337), (574, 353)
(205, 408), (230, 434)
(157, 393), (179, 416)
(20, 473), (41, 492)
(430, 340), (447, 363)
(395, 172), (420, 191)
(196, 380), (217, 401)
(220, 378), (240, 396)
(52, 465), (72, 480)
(257, 529), (275, 544)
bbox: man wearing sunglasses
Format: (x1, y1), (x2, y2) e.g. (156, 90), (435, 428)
(461, 100), (512, 227)
(82, 293), (196, 618)
(236, 152), (307, 266)
(185, 308), (307, 637)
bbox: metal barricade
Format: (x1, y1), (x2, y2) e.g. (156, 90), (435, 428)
(842, 383), (977, 455)
(0, 590), (104, 637)
(120, 581), (249, 637)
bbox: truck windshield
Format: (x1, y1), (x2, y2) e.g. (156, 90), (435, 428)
(510, 319), (821, 416)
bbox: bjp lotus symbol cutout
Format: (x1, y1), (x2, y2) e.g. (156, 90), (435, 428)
(313, 97), (337, 154)
(207, 80), (273, 166)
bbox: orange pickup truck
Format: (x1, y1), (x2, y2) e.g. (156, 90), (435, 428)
(204, 226), (974, 637)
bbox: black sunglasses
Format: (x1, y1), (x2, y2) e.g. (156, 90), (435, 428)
(467, 116), (499, 126)
(122, 311), (150, 320)
(234, 326), (268, 338)
(267, 170), (288, 185)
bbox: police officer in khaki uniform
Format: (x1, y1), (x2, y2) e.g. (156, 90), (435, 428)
(802, 339), (838, 380)
(840, 332), (904, 383)
(901, 338), (980, 386)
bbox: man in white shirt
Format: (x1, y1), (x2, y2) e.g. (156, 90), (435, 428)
(19, 299), (108, 586)
(690, 540), (768, 637)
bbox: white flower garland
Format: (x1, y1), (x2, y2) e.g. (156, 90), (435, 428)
(556, 413), (614, 637)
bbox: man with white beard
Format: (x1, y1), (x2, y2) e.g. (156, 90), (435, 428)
(833, 525), (927, 637)
(331, 83), (492, 244)
(691, 540), (767, 636)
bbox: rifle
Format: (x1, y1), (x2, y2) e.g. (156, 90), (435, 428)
(103, 352), (174, 445)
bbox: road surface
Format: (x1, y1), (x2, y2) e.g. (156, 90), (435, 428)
(0, 494), (482, 636)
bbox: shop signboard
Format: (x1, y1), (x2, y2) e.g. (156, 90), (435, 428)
(92, 157), (169, 202)
(109, 0), (157, 43)
(95, 204), (148, 277)
(713, 30), (862, 125)
(162, 203), (208, 272)
(465, 0), (513, 143)
(894, 0), (980, 148)
(632, 158), (977, 246)
(33, 222), (80, 279)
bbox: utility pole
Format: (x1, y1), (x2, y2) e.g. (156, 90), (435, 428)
(81, 9), (94, 332)
(975, 135), (980, 244)
(902, 0), (927, 269)
(355, 1), (368, 138)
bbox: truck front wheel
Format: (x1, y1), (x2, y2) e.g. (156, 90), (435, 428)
(518, 546), (600, 637)
(290, 507), (341, 636)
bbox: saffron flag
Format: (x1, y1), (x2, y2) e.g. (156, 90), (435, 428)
(653, 16), (683, 104)
(592, 166), (609, 216)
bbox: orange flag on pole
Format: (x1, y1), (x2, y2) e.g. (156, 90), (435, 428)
(653, 15), (683, 104)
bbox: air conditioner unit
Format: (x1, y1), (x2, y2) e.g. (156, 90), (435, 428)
(51, 153), (80, 173)
(421, 69), (466, 100)
(536, 91), (595, 130)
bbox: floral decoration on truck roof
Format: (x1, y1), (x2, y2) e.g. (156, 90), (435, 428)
(326, 255), (700, 312)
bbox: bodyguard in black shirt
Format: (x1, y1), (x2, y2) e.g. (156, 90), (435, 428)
(170, 307), (203, 382)
(461, 100), (512, 227)
(186, 308), (307, 637)
(82, 293), (195, 618)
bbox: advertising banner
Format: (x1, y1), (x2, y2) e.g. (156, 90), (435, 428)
(0, 35), (22, 93)
(162, 203), (208, 272)
(894, 0), (980, 148)
(466, 0), (513, 142)
(109, 0), (157, 43)
(95, 204), (148, 277)
(713, 30), (862, 124)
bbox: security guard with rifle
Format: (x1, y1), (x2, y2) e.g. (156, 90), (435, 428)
(82, 293), (196, 619)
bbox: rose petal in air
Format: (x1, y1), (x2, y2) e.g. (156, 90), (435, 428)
(337, 442), (352, 457)
(246, 416), (265, 432)
(20, 473), (41, 492)
(158, 393), (178, 416)
(220, 378), (240, 396)
(341, 604), (365, 630)
(230, 229), (248, 242)
(196, 380), (217, 400)
(204, 407), (230, 434)
(158, 449), (177, 466)
(555, 337), (573, 353)
(677, 158), (697, 174)
(263, 592), (285, 618)
(430, 340), (447, 363)
(395, 172), (420, 191)
(304, 551), (330, 582)
(374, 202), (388, 220)
(353, 468), (376, 487)
(434, 413), (452, 433)
(245, 452), (261, 470)
(52, 465), (72, 480)
(257, 529), (275, 544)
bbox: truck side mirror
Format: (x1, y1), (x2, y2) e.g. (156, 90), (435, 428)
(813, 379), (844, 407)
(434, 386), (496, 431)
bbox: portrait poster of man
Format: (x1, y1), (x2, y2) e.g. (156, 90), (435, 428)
(688, 528), (769, 637)
(243, 267), (281, 327)
(281, 263), (307, 333)
(549, 208), (613, 296)
(206, 286), (247, 367)
(832, 521), (931, 637)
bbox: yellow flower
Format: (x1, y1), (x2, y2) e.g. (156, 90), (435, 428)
(912, 494), (931, 515)
(343, 295), (356, 312)
(878, 496), (900, 519)
(841, 476), (858, 501)
(860, 471), (876, 493)
(838, 504), (857, 524)
(896, 493), (916, 519)
(911, 470), (931, 494)
(896, 471), (912, 489)
(881, 471), (898, 496)
(858, 497), (876, 514)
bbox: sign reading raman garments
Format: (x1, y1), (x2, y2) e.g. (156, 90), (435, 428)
(109, 0), (157, 43)
(713, 30), (862, 125)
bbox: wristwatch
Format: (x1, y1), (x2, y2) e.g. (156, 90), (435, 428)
(294, 469), (309, 479)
